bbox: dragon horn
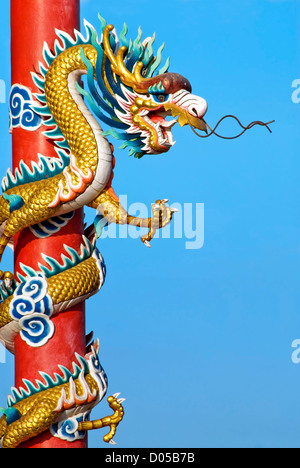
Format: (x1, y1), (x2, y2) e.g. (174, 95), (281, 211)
(103, 24), (147, 93)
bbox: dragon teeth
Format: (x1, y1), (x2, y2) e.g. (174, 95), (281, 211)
(160, 119), (177, 128)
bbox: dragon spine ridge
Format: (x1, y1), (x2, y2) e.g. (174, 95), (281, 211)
(7, 347), (91, 407)
(17, 234), (96, 282)
(1, 150), (70, 192)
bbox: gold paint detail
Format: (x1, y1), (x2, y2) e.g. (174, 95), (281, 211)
(89, 189), (175, 248)
(164, 102), (207, 132)
(78, 395), (125, 444)
(103, 24), (147, 93)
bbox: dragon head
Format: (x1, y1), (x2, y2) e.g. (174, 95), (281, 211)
(103, 24), (208, 154)
(77, 19), (208, 158)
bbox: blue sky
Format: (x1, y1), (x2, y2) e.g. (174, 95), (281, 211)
(0, 0), (299, 448)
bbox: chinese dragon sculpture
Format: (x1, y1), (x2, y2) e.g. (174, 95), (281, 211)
(0, 15), (209, 448)
(0, 13), (256, 447)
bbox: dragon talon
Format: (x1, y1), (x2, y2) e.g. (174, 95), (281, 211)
(152, 204), (161, 212)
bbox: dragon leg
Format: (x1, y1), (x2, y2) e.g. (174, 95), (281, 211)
(89, 189), (177, 247)
(77, 395), (125, 444)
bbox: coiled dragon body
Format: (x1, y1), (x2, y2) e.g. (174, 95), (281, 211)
(0, 340), (124, 448)
(0, 16), (208, 447)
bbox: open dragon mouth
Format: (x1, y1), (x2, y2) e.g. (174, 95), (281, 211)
(140, 107), (208, 153)
(143, 110), (178, 151)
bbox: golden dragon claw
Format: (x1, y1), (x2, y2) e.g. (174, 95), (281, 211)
(77, 394), (125, 444)
(141, 199), (176, 248)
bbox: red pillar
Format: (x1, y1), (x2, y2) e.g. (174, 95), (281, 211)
(11, 0), (87, 448)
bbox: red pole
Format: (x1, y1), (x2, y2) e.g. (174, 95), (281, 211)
(11, 0), (86, 448)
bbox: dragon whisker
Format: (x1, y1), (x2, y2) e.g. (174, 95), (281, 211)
(188, 114), (275, 140)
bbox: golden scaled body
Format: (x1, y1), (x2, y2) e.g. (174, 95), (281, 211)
(0, 373), (124, 449)
(0, 44), (99, 254)
(0, 255), (101, 330)
(44, 44), (99, 178)
(47, 255), (100, 307)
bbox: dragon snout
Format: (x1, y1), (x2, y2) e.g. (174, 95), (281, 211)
(185, 94), (208, 132)
(164, 91), (208, 133)
(187, 94), (208, 120)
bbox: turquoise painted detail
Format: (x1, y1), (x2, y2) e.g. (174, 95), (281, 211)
(1, 150), (70, 192)
(0, 407), (22, 425)
(3, 193), (24, 213)
(94, 214), (109, 239)
(16, 236), (95, 283)
(148, 82), (166, 94)
(7, 353), (90, 407)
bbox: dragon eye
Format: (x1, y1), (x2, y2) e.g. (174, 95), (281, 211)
(151, 93), (169, 104)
